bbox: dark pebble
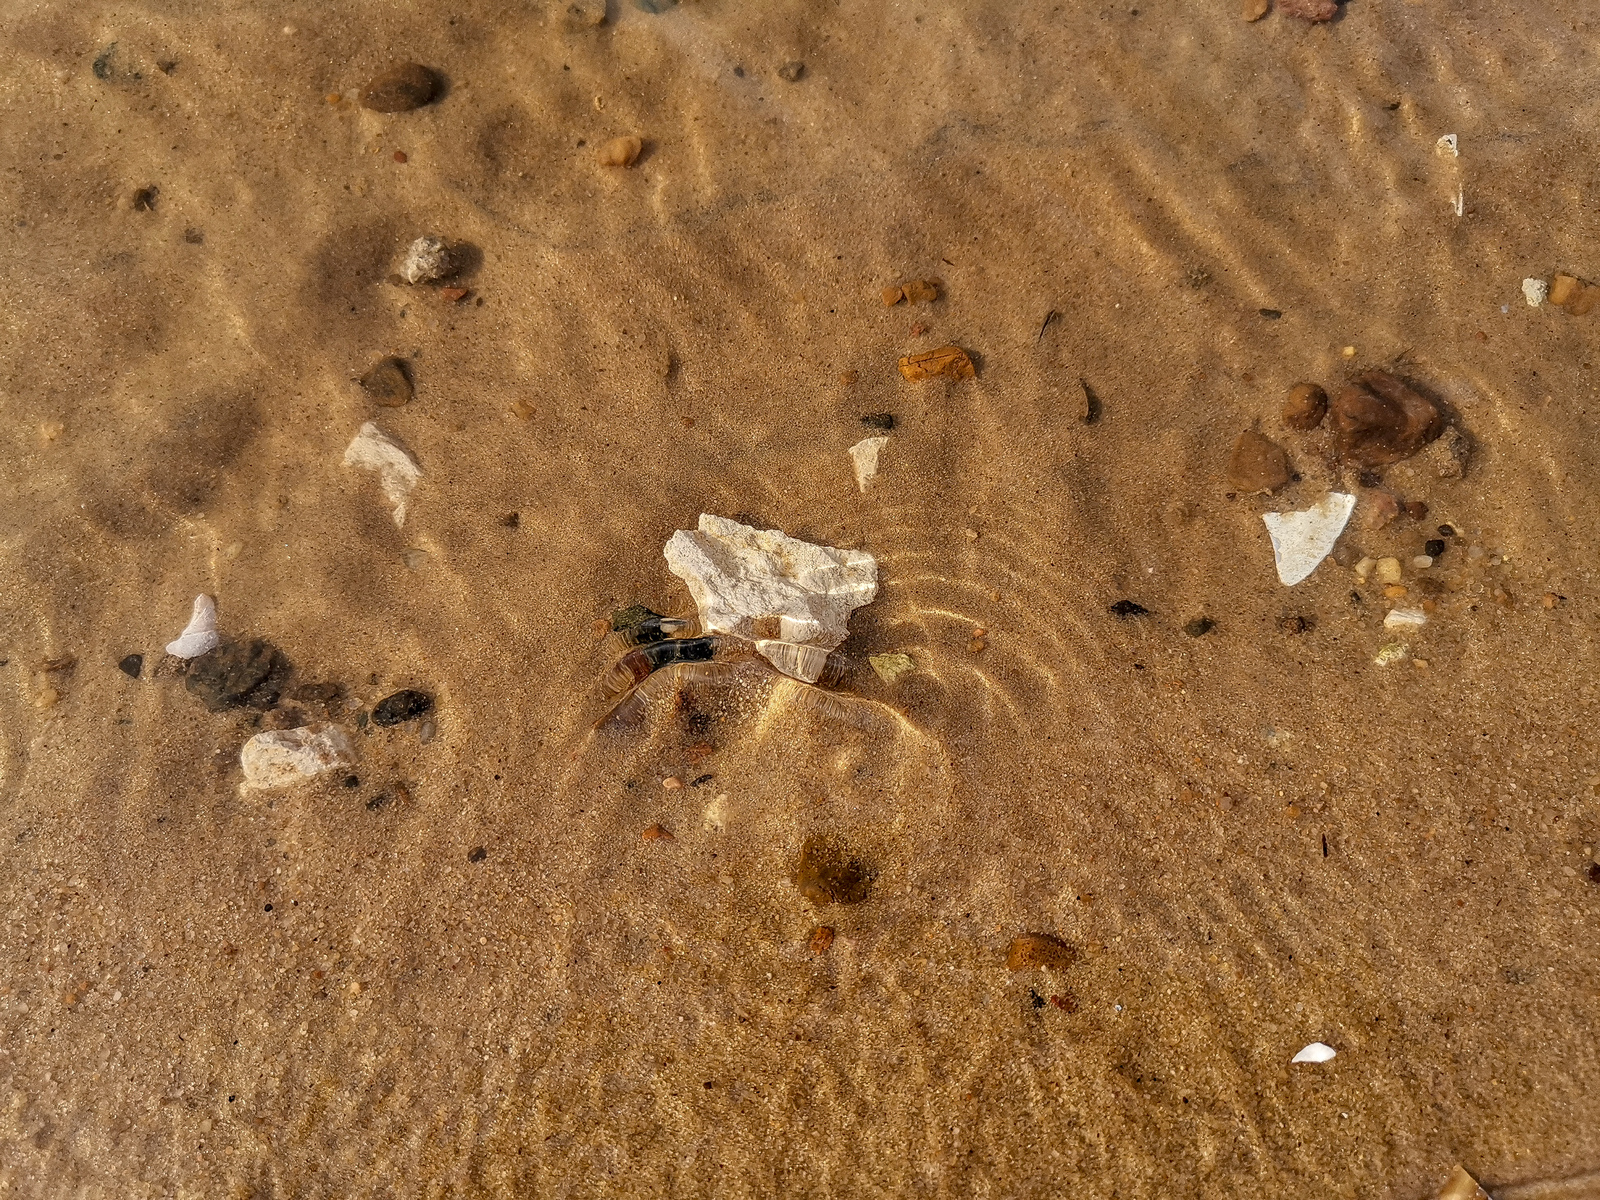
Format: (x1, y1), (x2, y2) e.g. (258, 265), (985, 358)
(184, 639), (291, 712)
(468, 846), (487, 862)
(132, 187), (158, 212)
(1183, 617), (1215, 638)
(365, 792), (388, 811)
(795, 836), (873, 905)
(1438, 524), (1457, 537)
(92, 44), (117, 80)
(118, 653), (144, 679)
(778, 61), (805, 82)
(1329, 370), (1446, 466)
(690, 773), (714, 787)
(860, 412), (896, 431)
(360, 357), (413, 407)
(1109, 600), (1150, 618)
(1588, 862), (1600, 884)
(343, 774), (361, 788)
(1007, 932), (1077, 972)
(1404, 500), (1430, 520)
(1425, 538), (1446, 558)
(359, 63), (440, 113)
(499, 512), (520, 528)
(1259, 308), (1282, 319)
(372, 689), (433, 726)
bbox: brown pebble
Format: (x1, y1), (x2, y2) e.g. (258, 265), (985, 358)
(795, 836), (872, 905)
(969, 636), (987, 653)
(642, 823), (675, 842)
(1549, 274), (1580, 307)
(1006, 932), (1078, 972)
(838, 370), (859, 385)
(439, 286), (470, 303)
(359, 357), (413, 407)
(598, 135), (643, 167)
(901, 279), (939, 304)
(777, 61), (806, 82)
(1227, 430), (1291, 493)
(808, 925), (835, 955)
(1569, 284), (1599, 317)
(325, 93), (342, 104)
(881, 285), (905, 307)
(1329, 370), (1446, 466)
(898, 345), (975, 382)
(510, 398), (535, 419)
(359, 63), (440, 113)
(1404, 499), (1430, 520)
(662, 776), (683, 791)
(392, 150), (408, 163)
(1543, 592), (1562, 609)
(1279, 0), (1337, 19)
(1383, 584), (1408, 599)
(1242, 0), (1270, 18)
(1282, 382), (1328, 431)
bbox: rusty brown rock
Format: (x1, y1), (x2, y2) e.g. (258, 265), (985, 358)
(1329, 370), (1446, 467)
(359, 63), (439, 113)
(898, 345), (975, 382)
(1282, 382), (1328, 431)
(1228, 430), (1291, 493)
(1006, 932), (1077, 972)
(1279, 0), (1337, 19)
(794, 837), (872, 905)
(808, 925), (835, 955)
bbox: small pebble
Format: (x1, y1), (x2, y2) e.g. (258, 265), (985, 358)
(1282, 383), (1328, 431)
(439, 286), (470, 303)
(968, 636), (987, 653)
(186, 639), (290, 711)
(1384, 607), (1428, 631)
(839, 371), (860, 385)
(868, 653), (915, 683)
(881, 285), (905, 306)
(642, 824), (675, 842)
(1523, 278), (1549, 307)
(1404, 500), (1430, 520)
(1383, 584), (1408, 600)
(1375, 556), (1403, 585)
(360, 357), (413, 407)
(1227, 430), (1291, 493)
(1411, 555), (1433, 569)
(359, 63), (440, 113)
(1353, 557), (1376, 581)
(808, 925), (835, 955)
(1542, 593), (1562, 609)
(372, 689), (433, 726)
(598, 136), (643, 167)
(860, 412), (895, 431)
(777, 61), (806, 82)
(662, 776), (683, 790)
(392, 150), (407, 163)
(1109, 600), (1150, 618)
(1258, 307), (1282, 320)
(1242, 0), (1270, 19)
(1184, 617), (1215, 637)
(1006, 933), (1077, 972)
(897, 345), (974, 382)
(118, 653), (144, 679)
(400, 236), (455, 285)
(1549, 273), (1580, 307)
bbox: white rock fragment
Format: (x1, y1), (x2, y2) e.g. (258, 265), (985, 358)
(1412, 554), (1434, 569)
(343, 422), (422, 526)
(1292, 1042), (1337, 1064)
(1435, 133), (1459, 158)
(1374, 643), (1408, 667)
(663, 514), (877, 673)
(1261, 493), (1357, 586)
(848, 436), (889, 492)
(1384, 606), (1428, 631)
(400, 235), (454, 285)
(240, 725), (355, 790)
(1523, 277), (1549, 307)
(1353, 556), (1376, 582)
(166, 594), (221, 658)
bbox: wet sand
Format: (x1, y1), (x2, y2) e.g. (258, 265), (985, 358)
(3, 1), (1600, 1195)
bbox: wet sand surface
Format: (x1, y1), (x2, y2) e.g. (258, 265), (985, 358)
(3, 1), (1600, 1195)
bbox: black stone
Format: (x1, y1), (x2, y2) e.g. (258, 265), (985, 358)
(1183, 617), (1215, 638)
(1259, 308), (1282, 319)
(1438, 524), (1457, 537)
(1587, 862), (1600, 885)
(468, 846), (487, 862)
(1109, 600), (1150, 618)
(372, 689), (433, 726)
(184, 639), (291, 712)
(860, 412), (896, 432)
(1425, 538), (1446, 558)
(690, 773), (714, 787)
(343, 774), (361, 789)
(118, 654), (144, 679)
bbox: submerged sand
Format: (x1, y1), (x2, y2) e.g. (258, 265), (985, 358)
(3, 1), (1600, 1195)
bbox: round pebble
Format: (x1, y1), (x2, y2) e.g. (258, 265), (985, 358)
(359, 357), (413, 407)
(597, 135), (643, 167)
(1282, 382), (1328, 431)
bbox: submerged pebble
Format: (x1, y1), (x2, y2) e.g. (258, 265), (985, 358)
(360, 357), (413, 407)
(185, 639), (292, 711)
(360, 63), (439, 113)
(778, 61), (806, 82)
(118, 653), (144, 679)
(897, 345), (974, 382)
(1228, 430), (1291, 493)
(795, 837), (872, 905)
(400, 236), (455, 285)
(241, 725), (356, 789)
(1006, 933), (1077, 972)
(1282, 382), (1328, 431)
(1329, 371), (1446, 466)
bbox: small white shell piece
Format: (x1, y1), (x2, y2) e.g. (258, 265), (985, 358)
(1262, 493), (1356, 586)
(1435, 133), (1459, 158)
(1384, 606), (1428, 631)
(1292, 1042), (1337, 1064)
(166, 594), (221, 658)
(848, 436), (889, 492)
(1523, 277), (1549, 307)
(343, 422), (422, 526)
(754, 639), (831, 683)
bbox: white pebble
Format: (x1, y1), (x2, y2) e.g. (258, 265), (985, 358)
(166, 594), (220, 658)
(240, 726), (356, 789)
(1411, 555), (1434, 569)
(847, 436), (889, 492)
(1292, 1042), (1337, 1064)
(400, 236), (454, 285)
(1353, 556), (1376, 582)
(1261, 493), (1357, 587)
(1383, 606), (1428, 631)
(343, 422), (421, 526)
(1522, 277), (1549, 307)
(1434, 134), (1458, 158)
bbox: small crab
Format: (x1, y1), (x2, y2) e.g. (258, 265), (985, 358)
(594, 606), (872, 730)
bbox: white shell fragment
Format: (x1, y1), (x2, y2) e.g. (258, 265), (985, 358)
(848, 436), (889, 492)
(663, 514), (877, 674)
(400, 235), (454, 285)
(240, 725), (356, 790)
(1435, 133), (1459, 158)
(1292, 1042), (1337, 1064)
(343, 422), (422, 526)
(166, 594), (221, 658)
(755, 639), (831, 684)
(1384, 606), (1429, 631)
(1523, 277), (1549, 307)
(1262, 492), (1357, 586)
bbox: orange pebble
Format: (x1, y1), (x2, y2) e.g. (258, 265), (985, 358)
(642, 824), (675, 842)
(392, 150), (407, 163)
(662, 776), (683, 791)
